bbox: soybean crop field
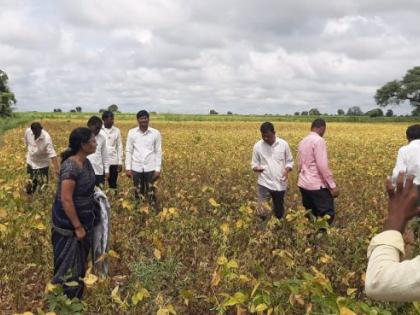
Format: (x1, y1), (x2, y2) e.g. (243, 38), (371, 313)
(0, 119), (417, 314)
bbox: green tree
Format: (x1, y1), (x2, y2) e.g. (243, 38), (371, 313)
(108, 104), (119, 112)
(75, 106), (82, 112)
(309, 108), (321, 115)
(301, 111), (308, 116)
(386, 109), (394, 117)
(365, 108), (384, 117)
(375, 66), (420, 112)
(337, 109), (345, 115)
(294, 111), (300, 116)
(346, 106), (363, 116)
(0, 70), (16, 117)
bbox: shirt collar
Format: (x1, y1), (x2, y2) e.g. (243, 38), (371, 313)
(35, 130), (46, 141)
(138, 127), (150, 134)
(409, 139), (420, 145)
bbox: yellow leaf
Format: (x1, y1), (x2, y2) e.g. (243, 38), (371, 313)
(111, 285), (124, 305)
(83, 273), (98, 287)
(64, 281), (79, 287)
(239, 274), (251, 282)
(208, 198), (220, 207)
(45, 282), (58, 293)
(235, 219), (244, 229)
(339, 306), (357, 315)
(108, 249), (120, 259)
(0, 208), (7, 219)
(33, 222), (46, 230)
(0, 224), (7, 233)
(255, 303), (268, 312)
(154, 248), (162, 260)
(217, 255), (228, 265)
(319, 254), (333, 264)
(132, 287), (150, 305)
(226, 260), (239, 269)
(220, 223), (230, 235)
(346, 288), (357, 296)
(122, 199), (134, 211)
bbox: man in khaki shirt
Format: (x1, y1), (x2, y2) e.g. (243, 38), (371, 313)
(24, 122), (59, 194)
(365, 172), (420, 301)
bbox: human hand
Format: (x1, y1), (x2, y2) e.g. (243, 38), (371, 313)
(329, 187), (339, 198)
(105, 173), (109, 181)
(74, 226), (86, 240)
(152, 171), (161, 182)
(126, 170), (133, 178)
(253, 166), (265, 173)
(384, 172), (420, 233)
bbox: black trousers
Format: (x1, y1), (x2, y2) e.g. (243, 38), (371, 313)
(132, 171), (159, 209)
(52, 229), (92, 299)
(26, 164), (49, 194)
(258, 185), (285, 219)
(299, 187), (335, 224)
(95, 175), (105, 187)
(108, 165), (119, 189)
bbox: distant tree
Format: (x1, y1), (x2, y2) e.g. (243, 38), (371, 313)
(386, 109), (394, 117)
(309, 108), (321, 115)
(70, 109), (76, 113)
(0, 70), (16, 118)
(227, 111), (233, 115)
(412, 107), (420, 116)
(294, 112), (300, 116)
(347, 106), (363, 116)
(209, 109), (218, 115)
(301, 111), (308, 116)
(365, 108), (384, 117)
(375, 66), (420, 114)
(337, 109), (345, 115)
(108, 104), (119, 112)
(53, 108), (62, 112)
(99, 109), (106, 113)
(75, 106), (82, 112)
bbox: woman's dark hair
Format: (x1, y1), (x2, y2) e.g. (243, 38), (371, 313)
(61, 127), (94, 163)
(406, 124), (420, 141)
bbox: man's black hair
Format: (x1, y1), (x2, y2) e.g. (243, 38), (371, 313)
(30, 122), (43, 132)
(102, 110), (114, 120)
(87, 116), (103, 127)
(136, 110), (149, 119)
(311, 118), (326, 129)
(260, 122), (275, 133)
(406, 124), (420, 141)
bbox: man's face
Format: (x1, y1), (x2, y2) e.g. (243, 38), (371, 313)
(90, 123), (102, 136)
(31, 127), (42, 139)
(319, 126), (326, 137)
(103, 116), (114, 129)
(137, 115), (149, 130)
(261, 131), (276, 145)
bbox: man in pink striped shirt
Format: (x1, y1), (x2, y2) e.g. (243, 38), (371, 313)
(297, 119), (339, 224)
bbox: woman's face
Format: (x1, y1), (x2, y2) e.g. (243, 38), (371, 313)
(81, 135), (97, 155)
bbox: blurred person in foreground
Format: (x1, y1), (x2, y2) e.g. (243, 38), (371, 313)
(125, 110), (162, 211)
(101, 111), (123, 189)
(87, 116), (110, 187)
(251, 122), (294, 219)
(391, 124), (420, 203)
(297, 118), (338, 225)
(24, 122), (59, 194)
(365, 172), (420, 301)
(51, 127), (97, 299)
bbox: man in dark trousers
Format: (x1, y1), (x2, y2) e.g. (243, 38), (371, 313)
(297, 118), (338, 224)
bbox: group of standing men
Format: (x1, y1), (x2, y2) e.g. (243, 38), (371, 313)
(24, 110), (162, 209)
(252, 118), (339, 224)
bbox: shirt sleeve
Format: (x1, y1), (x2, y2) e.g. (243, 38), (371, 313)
(154, 131), (162, 172)
(314, 138), (336, 189)
(101, 135), (110, 174)
(45, 135), (57, 158)
(60, 160), (79, 181)
(251, 144), (260, 169)
(365, 230), (420, 301)
(117, 129), (123, 165)
(125, 131), (133, 171)
(24, 129), (29, 146)
(392, 148), (406, 185)
(284, 142), (294, 170)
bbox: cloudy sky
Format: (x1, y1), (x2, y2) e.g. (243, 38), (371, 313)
(1, 0), (419, 114)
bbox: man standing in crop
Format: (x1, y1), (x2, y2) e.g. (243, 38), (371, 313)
(102, 111), (123, 190)
(297, 118), (338, 224)
(125, 110), (162, 211)
(87, 116), (110, 187)
(24, 122), (60, 194)
(251, 122), (294, 219)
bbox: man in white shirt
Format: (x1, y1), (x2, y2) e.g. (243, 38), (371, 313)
(102, 111), (123, 189)
(251, 122), (294, 219)
(365, 172), (420, 301)
(87, 116), (109, 187)
(125, 110), (162, 210)
(392, 124), (420, 202)
(24, 122), (59, 194)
